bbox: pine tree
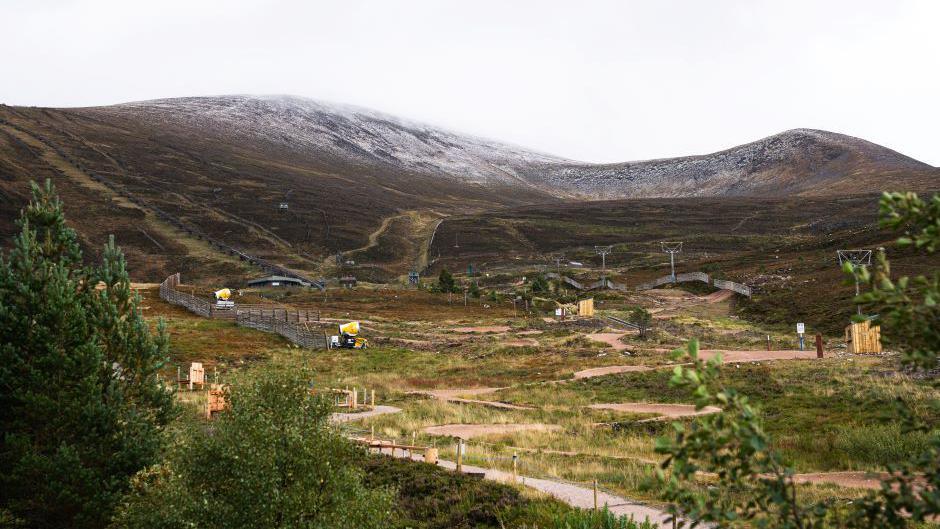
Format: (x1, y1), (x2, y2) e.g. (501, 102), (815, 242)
(0, 181), (175, 528)
(438, 268), (456, 293)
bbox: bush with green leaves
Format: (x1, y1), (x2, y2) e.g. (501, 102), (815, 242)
(113, 366), (393, 529)
(438, 268), (457, 293)
(530, 274), (550, 293)
(547, 507), (656, 529)
(651, 192), (940, 528)
(0, 181), (176, 529)
(629, 307), (653, 338)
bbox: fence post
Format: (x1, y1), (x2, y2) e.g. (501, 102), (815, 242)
(371, 389), (375, 407)
(456, 439), (463, 473)
(512, 453), (518, 482)
(766, 335), (771, 351)
(815, 333), (824, 358)
(593, 478), (598, 511)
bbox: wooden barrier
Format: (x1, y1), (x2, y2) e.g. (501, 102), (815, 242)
(188, 362), (205, 391)
(578, 298), (595, 317)
(206, 384), (228, 419)
(160, 274), (327, 349)
(353, 437), (437, 463)
(845, 320), (882, 354)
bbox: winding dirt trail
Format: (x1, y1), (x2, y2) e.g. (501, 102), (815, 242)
(348, 212), (411, 255)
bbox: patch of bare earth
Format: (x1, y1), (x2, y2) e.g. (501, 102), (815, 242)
(422, 423), (562, 439)
(700, 349), (818, 363)
(589, 402), (721, 421)
(415, 387), (533, 410)
(572, 365), (652, 379)
(452, 326), (511, 333)
(702, 289), (734, 303)
(790, 471), (886, 490)
(586, 332), (630, 351)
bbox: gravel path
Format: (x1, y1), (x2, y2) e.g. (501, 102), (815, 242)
(391, 451), (685, 528)
(335, 404), (683, 526)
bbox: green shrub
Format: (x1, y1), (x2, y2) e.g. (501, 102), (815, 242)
(114, 367), (392, 529)
(546, 507), (656, 529)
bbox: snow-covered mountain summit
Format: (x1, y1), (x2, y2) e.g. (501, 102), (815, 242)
(107, 95), (568, 188)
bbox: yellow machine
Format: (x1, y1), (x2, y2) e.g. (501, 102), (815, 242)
(214, 288), (232, 301)
(330, 321), (368, 349)
(213, 288), (234, 309)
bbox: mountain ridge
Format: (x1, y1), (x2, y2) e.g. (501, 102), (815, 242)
(71, 95), (937, 198)
(1, 95), (936, 281)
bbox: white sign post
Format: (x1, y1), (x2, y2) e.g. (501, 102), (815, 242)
(796, 323), (805, 350)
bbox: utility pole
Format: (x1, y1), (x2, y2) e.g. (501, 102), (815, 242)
(837, 249), (872, 315)
(661, 242), (683, 282)
(594, 246), (612, 285)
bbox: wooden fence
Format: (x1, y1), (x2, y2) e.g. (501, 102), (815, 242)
(159, 273), (328, 349)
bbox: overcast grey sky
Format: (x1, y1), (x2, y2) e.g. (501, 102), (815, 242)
(5, 0), (938, 165)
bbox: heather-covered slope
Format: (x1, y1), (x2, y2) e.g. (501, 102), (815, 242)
(0, 95), (935, 281)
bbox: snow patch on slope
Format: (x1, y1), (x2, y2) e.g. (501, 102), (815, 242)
(108, 95), (569, 187)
